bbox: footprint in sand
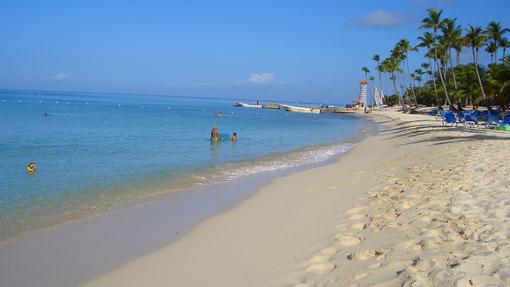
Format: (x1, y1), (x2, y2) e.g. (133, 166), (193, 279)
(397, 239), (423, 252)
(368, 262), (383, 269)
(353, 272), (369, 280)
(335, 234), (365, 246)
(350, 222), (367, 231)
(309, 255), (331, 264)
(305, 262), (336, 274)
(320, 246), (339, 255)
(347, 249), (383, 261)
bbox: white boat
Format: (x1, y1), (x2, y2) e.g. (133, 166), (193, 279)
(281, 104), (321, 114)
(234, 102), (263, 108)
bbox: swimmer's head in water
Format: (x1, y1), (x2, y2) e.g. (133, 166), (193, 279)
(27, 162), (37, 173)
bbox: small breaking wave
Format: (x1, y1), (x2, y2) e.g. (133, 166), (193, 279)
(198, 142), (355, 183)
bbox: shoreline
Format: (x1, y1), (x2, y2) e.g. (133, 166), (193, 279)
(0, 115), (375, 287)
(81, 113), (395, 287)
(0, 113), (371, 245)
(83, 110), (510, 287)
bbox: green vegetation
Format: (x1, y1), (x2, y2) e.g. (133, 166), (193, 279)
(366, 8), (510, 109)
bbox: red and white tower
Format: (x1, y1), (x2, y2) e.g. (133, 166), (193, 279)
(358, 79), (368, 107)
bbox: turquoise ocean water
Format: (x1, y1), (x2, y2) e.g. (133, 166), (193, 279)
(0, 90), (369, 242)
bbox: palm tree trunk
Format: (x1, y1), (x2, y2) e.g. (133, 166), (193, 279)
(472, 48), (488, 105)
(378, 72), (382, 92)
(443, 51), (449, 81)
(396, 73), (405, 99)
(435, 58), (452, 107)
(391, 76), (401, 106)
(428, 58), (440, 105)
(405, 57), (417, 104)
(432, 30), (452, 107)
(384, 73), (389, 96)
(449, 55), (458, 90)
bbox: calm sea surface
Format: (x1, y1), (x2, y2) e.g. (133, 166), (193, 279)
(0, 90), (370, 242)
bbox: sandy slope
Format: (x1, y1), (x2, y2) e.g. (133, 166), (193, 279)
(289, 111), (510, 287)
(83, 111), (510, 287)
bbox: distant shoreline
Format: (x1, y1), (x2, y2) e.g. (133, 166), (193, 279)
(0, 88), (349, 107)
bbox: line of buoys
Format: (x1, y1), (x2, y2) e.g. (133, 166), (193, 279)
(3, 98), (184, 112)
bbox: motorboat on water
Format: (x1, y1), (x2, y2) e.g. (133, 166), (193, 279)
(262, 103), (280, 109)
(233, 102), (263, 108)
(280, 104), (321, 114)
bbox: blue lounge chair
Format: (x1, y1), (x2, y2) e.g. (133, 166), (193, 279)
(435, 110), (445, 120)
(463, 112), (479, 128)
(486, 113), (500, 129)
(442, 111), (460, 127)
(475, 111), (500, 129)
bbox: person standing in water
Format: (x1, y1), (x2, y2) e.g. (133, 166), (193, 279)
(211, 126), (219, 142)
(231, 132), (237, 142)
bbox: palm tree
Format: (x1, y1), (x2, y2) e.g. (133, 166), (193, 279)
(486, 21), (508, 64)
(417, 32), (440, 104)
(420, 63), (430, 74)
(395, 39), (418, 104)
(415, 75), (423, 87)
(500, 37), (509, 60)
(452, 24), (464, 66)
(465, 25), (488, 105)
(410, 73), (417, 88)
(372, 54), (383, 91)
(368, 76), (376, 106)
(415, 68), (425, 86)
(421, 8), (452, 107)
(419, 63), (430, 84)
(361, 67), (370, 81)
(441, 18), (461, 90)
(377, 63), (389, 96)
(391, 45), (407, 98)
(485, 41), (498, 64)
(383, 57), (403, 102)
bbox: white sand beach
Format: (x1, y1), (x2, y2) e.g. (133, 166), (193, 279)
(83, 111), (510, 287)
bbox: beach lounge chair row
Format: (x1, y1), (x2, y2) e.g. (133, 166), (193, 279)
(441, 111), (510, 129)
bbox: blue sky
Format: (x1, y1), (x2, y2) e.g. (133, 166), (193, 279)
(1, 0), (509, 104)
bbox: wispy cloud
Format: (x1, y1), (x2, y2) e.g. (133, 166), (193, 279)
(50, 73), (69, 80)
(166, 73), (285, 88)
(248, 73), (275, 84)
(347, 10), (410, 29)
(239, 73), (284, 86)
